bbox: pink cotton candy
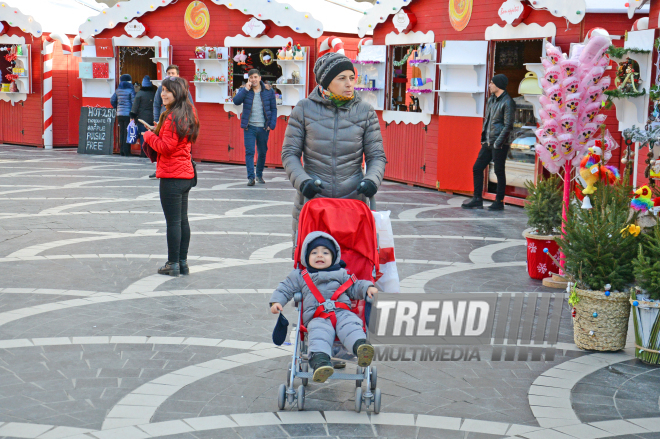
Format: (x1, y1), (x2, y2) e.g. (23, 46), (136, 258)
(559, 114), (578, 134)
(564, 93), (582, 114)
(597, 75), (611, 92)
(558, 133), (577, 159)
(562, 76), (580, 94)
(590, 66), (605, 84)
(546, 85), (564, 107)
(560, 59), (579, 77)
(544, 65), (563, 86)
(593, 114), (607, 125)
(579, 36), (611, 66)
(578, 123), (599, 144)
(545, 42), (563, 65)
(542, 119), (560, 137)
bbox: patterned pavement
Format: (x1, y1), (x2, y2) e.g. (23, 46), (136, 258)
(0, 145), (657, 439)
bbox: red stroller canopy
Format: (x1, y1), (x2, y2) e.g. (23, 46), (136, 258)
(294, 198), (379, 282)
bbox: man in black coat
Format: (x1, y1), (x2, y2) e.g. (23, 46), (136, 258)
(463, 74), (515, 211)
(131, 76), (157, 158)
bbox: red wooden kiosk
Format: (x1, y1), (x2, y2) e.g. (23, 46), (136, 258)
(352, 0), (647, 205)
(0, 2), (83, 148)
(75, 0), (362, 163)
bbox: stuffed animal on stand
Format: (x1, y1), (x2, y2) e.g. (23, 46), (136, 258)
(579, 143), (620, 195)
(631, 185), (655, 212)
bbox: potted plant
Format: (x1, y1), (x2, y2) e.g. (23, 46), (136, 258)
(523, 176), (563, 280)
(559, 182), (637, 351)
(631, 222), (660, 364)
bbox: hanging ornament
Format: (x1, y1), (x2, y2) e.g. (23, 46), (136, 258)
(259, 48), (274, 66)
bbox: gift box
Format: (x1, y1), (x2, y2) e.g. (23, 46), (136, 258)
(95, 39), (114, 57)
(1, 84), (9, 92)
(79, 62), (94, 79)
(92, 62), (109, 79)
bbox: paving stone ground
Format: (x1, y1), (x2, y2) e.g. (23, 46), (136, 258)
(0, 145), (656, 439)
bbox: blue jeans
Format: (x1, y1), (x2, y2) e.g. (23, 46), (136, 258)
(244, 125), (269, 179)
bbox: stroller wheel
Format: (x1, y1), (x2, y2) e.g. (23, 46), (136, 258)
(297, 385), (305, 411)
(355, 366), (363, 388)
(355, 387), (363, 413)
(373, 388), (381, 414)
(277, 384), (286, 410)
(370, 366), (378, 391)
(301, 362), (309, 386)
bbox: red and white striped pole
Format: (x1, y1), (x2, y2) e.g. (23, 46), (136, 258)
(42, 33), (71, 149)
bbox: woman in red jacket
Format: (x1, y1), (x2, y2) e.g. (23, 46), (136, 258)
(143, 76), (199, 277)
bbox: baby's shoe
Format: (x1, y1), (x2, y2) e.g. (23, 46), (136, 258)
(309, 352), (333, 383)
(353, 339), (374, 367)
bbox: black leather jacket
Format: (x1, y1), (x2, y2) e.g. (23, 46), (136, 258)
(481, 91), (515, 149)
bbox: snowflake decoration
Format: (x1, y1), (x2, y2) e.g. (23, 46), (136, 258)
(537, 263), (548, 274)
(528, 242), (537, 253)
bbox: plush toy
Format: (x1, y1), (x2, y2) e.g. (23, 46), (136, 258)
(234, 50), (247, 64)
(285, 43), (294, 60)
(579, 143), (620, 195)
(277, 46), (286, 60)
(294, 44), (304, 60)
(631, 185), (655, 212)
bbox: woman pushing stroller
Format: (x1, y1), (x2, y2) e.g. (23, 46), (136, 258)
(270, 231), (377, 383)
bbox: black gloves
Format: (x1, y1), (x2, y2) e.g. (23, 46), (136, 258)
(357, 180), (378, 198)
(300, 179), (323, 199)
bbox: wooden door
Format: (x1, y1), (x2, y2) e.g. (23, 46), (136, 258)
(383, 122), (426, 184)
(4, 101), (24, 144)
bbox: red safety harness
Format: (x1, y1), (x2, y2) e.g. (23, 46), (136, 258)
(301, 269), (357, 327)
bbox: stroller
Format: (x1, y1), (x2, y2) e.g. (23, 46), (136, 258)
(277, 197), (382, 413)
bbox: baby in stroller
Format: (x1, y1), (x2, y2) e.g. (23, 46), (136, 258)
(270, 231), (377, 383)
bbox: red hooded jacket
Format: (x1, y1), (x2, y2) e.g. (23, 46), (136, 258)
(143, 114), (194, 179)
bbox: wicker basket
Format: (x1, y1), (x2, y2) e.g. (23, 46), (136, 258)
(573, 288), (630, 351)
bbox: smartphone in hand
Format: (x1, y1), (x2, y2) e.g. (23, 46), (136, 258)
(138, 119), (154, 131)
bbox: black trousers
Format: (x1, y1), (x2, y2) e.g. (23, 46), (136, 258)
(117, 116), (131, 156)
(160, 178), (194, 262)
(472, 144), (508, 201)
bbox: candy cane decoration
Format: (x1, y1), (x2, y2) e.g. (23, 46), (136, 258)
(358, 38), (373, 49)
(72, 35), (83, 57)
(318, 36), (345, 56)
(42, 33), (72, 149)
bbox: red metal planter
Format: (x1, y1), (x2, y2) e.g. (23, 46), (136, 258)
(522, 229), (560, 280)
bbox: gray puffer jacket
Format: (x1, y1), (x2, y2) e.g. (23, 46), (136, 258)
(269, 232), (373, 325)
(282, 88), (387, 229)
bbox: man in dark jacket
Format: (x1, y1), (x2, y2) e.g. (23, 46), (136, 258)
(232, 69), (278, 186)
(131, 76), (157, 158)
(111, 74), (136, 156)
(462, 74), (515, 211)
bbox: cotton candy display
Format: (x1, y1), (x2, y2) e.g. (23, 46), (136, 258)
(535, 38), (611, 174)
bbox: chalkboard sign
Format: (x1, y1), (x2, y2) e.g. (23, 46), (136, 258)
(78, 106), (116, 155)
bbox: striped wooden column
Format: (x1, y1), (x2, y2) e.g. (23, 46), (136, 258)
(42, 33), (71, 149)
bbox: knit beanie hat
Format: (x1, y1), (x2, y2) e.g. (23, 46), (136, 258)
(120, 74), (132, 83)
(141, 75), (152, 87)
(306, 236), (337, 266)
(491, 74), (508, 90)
(314, 52), (355, 89)
(272, 313), (289, 346)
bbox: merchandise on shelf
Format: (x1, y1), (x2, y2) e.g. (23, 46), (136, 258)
(92, 63), (109, 79)
(195, 47), (206, 59)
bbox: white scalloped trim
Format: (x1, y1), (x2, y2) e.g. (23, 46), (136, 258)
(112, 35), (170, 47)
(485, 22), (556, 41)
(224, 34), (292, 47)
(0, 3), (43, 37)
(357, 0), (409, 38)
(528, 0), (586, 24)
(627, 0), (649, 19)
(0, 34), (25, 44)
(0, 92), (27, 105)
(78, 0), (323, 40)
(382, 111), (431, 125)
(384, 30), (434, 45)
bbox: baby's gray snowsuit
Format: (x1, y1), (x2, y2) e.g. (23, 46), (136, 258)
(269, 231), (373, 357)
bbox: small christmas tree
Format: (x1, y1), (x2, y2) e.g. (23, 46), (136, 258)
(633, 223), (660, 300)
(558, 181), (637, 291)
(524, 176), (563, 236)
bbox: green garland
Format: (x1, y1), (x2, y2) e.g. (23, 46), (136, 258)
(651, 84), (660, 101)
(393, 49), (413, 67)
(606, 45), (651, 58)
(604, 88), (647, 99)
